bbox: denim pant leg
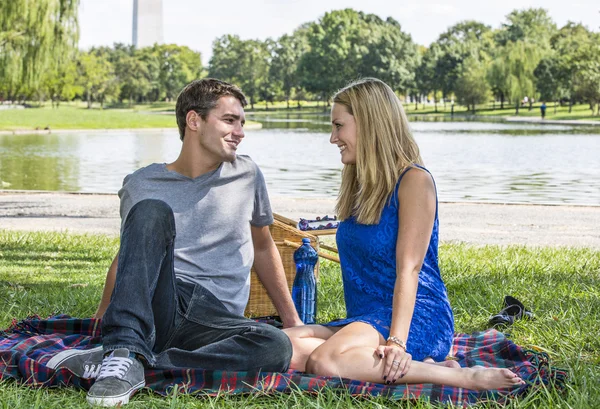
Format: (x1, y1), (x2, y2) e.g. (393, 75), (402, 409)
(154, 282), (293, 373)
(101, 199), (178, 365)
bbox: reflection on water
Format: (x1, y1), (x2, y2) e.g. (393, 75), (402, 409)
(1, 117), (599, 205)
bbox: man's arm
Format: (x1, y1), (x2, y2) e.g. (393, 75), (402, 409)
(251, 225), (303, 328)
(94, 253), (118, 319)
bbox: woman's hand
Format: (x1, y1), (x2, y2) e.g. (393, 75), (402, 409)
(375, 345), (412, 383)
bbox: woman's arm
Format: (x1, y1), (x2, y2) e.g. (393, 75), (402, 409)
(385, 167), (437, 375)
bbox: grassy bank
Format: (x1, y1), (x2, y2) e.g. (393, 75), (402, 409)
(0, 104), (260, 131)
(403, 101), (600, 121)
(0, 101), (597, 132)
(1, 230), (599, 408)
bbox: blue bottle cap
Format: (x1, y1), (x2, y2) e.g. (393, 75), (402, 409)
(302, 238), (311, 244)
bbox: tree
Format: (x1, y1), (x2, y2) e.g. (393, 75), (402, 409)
(432, 21), (494, 101)
(116, 54), (151, 107)
(416, 43), (442, 111)
(0, 0), (79, 100)
(298, 9), (418, 102)
(502, 41), (541, 114)
(148, 44), (202, 101)
(549, 23), (597, 112)
(455, 56), (492, 113)
(208, 35), (271, 109)
(76, 52), (115, 108)
(487, 57), (510, 109)
(270, 30), (309, 108)
(495, 8), (557, 49)
(534, 55), (567, 113)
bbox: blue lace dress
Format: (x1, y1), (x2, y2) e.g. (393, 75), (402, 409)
(323, 166), (454, 361)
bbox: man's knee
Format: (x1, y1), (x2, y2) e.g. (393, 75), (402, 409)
(125, 199), (174, 234)
(256, 324), (293, 372)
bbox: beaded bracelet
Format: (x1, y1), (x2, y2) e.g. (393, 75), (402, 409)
(386, 336), (407, 351)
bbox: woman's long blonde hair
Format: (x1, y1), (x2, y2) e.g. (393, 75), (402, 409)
(334, 78), (423, 224)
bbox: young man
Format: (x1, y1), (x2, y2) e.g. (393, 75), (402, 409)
(49, 79), (302, 406)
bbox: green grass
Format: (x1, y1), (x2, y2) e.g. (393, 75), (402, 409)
(1, 230), (599, 408)
(0, 104), (260, 131)
(1, 101), (596, 132)
(404, 101), (600, 121)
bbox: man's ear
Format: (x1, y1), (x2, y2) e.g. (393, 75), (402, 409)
(186, 111), (202, 132)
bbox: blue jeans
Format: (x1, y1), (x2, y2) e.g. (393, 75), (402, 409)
(101, 199), (292, 372)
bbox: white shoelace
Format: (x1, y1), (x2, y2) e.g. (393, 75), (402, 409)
(83, 363), (101, 379)
(96, 354), (133, 381)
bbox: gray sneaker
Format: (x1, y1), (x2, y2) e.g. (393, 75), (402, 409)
(46, 346), (104, 379)
(86, 348), (145, 407)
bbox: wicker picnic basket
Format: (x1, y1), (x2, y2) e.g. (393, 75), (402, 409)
(244, 213), (320, 318)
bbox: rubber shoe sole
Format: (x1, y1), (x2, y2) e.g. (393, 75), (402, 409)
(86, 379), (145, 407)
(46, 346), (103, 372)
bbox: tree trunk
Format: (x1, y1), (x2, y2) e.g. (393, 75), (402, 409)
(286, 97), (289, 110)
(528, 101), (533, 111)
(515, 101), (519, 115)
(87, 89), (91, 109)
(434, 93), (438, 113)
(569, 97), (573, 113)
(500, 93), (505, 110)
(554, 100), (557, 114)
(451, 104), (454, 117)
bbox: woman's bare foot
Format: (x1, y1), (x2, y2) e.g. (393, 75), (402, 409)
(423, 357), (461, 369)
(465, 367), (525, 390)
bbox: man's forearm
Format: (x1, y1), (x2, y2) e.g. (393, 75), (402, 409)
(253, 243), (302, 327)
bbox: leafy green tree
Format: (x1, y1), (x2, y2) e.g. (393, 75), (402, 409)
(534, 55), (567, 113)
(116, 54), (151, 107)
(416, 43), (443, 111)
(148, 44), (201, 101)
(76, 52), (115, 108)
(487, 57), (510, 109)
(502, 41), (542, 114)
(270, 30), (309, 108)
(42, 57), (79, 107)
(209, 35), (270, 109)
(298, 9), (418, 102)
(549, 23), (597, 112)
(0, 0), (79, 100)
(432, 21), (494, 101)
(455, 56), (492, 113)
(495, 8), (557, 48)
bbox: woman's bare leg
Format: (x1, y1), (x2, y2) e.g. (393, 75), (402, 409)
(423, 357), (461, 369)
(283, 325), (339, 371)
(306, 322), (524, 390)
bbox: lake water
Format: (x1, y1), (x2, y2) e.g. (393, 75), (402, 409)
(1, 113), (599, 205)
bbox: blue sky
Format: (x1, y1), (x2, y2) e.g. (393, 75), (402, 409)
(79, 0), (600, 64)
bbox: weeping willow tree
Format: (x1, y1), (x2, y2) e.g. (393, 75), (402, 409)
(0, 0), (79, 101)
(500, 40), (542, 114)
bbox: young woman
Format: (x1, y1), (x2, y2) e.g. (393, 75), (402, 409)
(284, 78), (524, 390)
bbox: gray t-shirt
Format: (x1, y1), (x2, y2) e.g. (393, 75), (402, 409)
(118, 155), (273, 316)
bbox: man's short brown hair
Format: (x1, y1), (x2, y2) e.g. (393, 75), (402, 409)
(175, 78), (248, 140)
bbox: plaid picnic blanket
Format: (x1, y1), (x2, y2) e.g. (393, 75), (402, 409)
(0, 315), (567, 407)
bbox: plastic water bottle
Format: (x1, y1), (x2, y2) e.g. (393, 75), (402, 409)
(292, 238), (318, 324)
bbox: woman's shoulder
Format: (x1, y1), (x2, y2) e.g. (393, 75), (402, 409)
(397, 166), (436, 201)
